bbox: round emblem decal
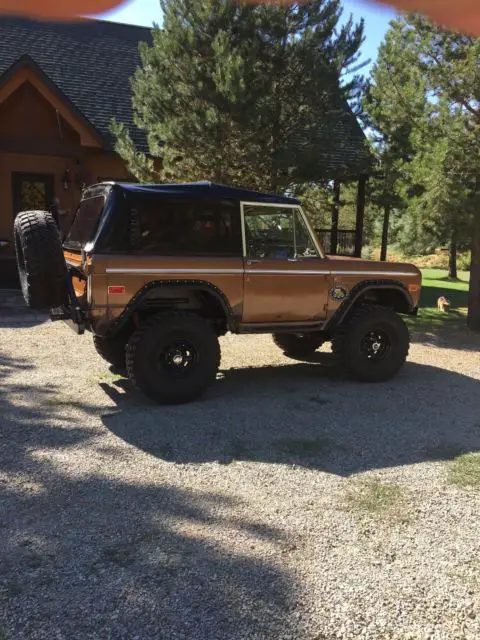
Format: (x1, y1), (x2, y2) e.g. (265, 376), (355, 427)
(330, 286), (348, 301)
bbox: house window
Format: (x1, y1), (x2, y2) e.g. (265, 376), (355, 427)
(12, 173), (54, 216)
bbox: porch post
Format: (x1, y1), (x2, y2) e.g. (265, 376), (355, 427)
(355, 175), (367, 258)
(331, 180), (340, 255)
(380, 204), (391, 262)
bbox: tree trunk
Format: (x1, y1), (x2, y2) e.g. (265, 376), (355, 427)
(380, 204), (390, 262)
(354, 175), (367, 258)
(269, 124), (279, 192)
(467, 212), (480, 331)
(448, 241), (458, 279)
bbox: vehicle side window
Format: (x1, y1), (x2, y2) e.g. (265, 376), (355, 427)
(244, 206), (295, 259)
(131, 197), (242, 256)
(64, 195), (105, 249)
(243, 205), (318, 259)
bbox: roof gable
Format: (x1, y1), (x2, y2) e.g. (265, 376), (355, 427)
(0, 17), (151, 151)
(0, 54), (102, 147)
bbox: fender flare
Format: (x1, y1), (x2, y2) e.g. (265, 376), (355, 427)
(325, 280), (415, 330)
(106, 279), (236, 337)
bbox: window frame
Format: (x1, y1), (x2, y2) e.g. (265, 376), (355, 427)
(240, 201), (325, 260)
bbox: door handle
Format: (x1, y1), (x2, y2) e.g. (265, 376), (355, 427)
(246, 259), (261, 265)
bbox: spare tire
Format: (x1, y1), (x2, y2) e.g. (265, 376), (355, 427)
(14, 210), (68, 310)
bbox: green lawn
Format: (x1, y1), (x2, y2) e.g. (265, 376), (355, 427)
(420, 269), (470, 308)
(407, 269), (470, 333)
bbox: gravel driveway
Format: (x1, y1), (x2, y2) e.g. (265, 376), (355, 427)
(1, 292), (479, 640)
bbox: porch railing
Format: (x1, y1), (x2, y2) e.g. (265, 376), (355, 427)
(316, 229), (356, 256)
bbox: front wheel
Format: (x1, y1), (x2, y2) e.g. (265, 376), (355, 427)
(126, 312), (220, 404)
(332, 305), (410, 382)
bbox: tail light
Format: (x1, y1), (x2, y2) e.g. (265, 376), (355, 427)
(108, 285), (125, 295)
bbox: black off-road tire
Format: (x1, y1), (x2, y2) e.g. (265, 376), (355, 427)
(126, 312), (221, 404)
(14, 210), (67, 310)
(93, 335), (127, 370)
(332, 304), (410, 382)
(273, 333), (324, 358)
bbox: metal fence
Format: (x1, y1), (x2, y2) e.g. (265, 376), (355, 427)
(316, 229), (356, 256)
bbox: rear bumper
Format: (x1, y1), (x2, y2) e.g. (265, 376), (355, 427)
(50, 306), (86, 334)
(63, 317), (85, 335)
(49, 267), (89, 335)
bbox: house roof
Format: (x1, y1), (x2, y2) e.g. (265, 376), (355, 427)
(0, 54), (104, 147)
(0, 16), (151, 151)
(0, 17), (372, 178)
(290, 102), (373, 179)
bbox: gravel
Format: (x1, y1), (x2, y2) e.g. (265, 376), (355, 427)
(0, 292), (479, 640)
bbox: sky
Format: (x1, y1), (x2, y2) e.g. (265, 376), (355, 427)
(98, 0), (396, 75)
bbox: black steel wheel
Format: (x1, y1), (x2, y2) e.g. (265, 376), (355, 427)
(160, 340), (198, 375)
(332, 304), (410, 382)
(126, 312), (220, 404)
(360, 330), (391, 361)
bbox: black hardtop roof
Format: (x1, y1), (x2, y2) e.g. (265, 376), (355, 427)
(87, 181), (301, 206)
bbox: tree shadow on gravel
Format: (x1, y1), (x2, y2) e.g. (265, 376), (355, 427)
(0, 291), (47, 329)
(0, 353), (302, 640)
(101, 356), (480, 476)
(409, 327), (480, 352)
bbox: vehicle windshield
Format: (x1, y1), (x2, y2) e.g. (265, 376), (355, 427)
(64, 195), (105, 250)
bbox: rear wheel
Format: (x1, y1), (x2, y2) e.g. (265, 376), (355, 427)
(332, 304), (410, 382)
(93, 335), (127, 370)
(14, 210), (67, 309)
(126, 312), (220, 404)
(273, 332), (324, 359)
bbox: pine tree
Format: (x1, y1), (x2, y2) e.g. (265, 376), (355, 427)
(363, 18), (428, 262)
(365, 15), (480, 329)
(112, 0), (364, 192)
(403, 18), (480, 329)
(406, 109), (476, 263)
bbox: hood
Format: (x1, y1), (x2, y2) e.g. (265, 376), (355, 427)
(327, 255), (421, 277)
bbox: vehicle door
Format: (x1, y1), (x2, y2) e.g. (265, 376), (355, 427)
(241, 203), (330, 323)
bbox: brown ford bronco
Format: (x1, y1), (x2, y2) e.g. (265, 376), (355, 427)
(14, 181), (422, 404)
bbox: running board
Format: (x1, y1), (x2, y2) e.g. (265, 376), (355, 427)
(238, 320), (326, 334)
